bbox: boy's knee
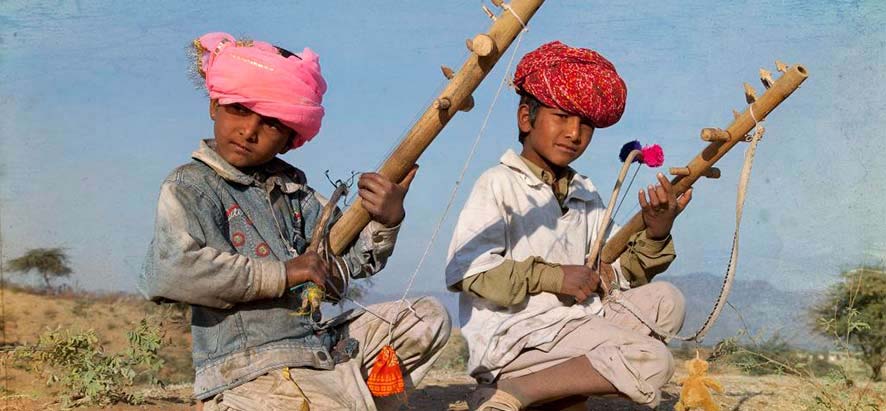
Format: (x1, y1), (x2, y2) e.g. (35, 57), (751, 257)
(588, 339), (674, 407)
(651, 281), (686, 333)
(411, 297), (452, 350)
(639, 340), (676, 390)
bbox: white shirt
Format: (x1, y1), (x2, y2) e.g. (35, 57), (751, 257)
(445, 149), (627, 381)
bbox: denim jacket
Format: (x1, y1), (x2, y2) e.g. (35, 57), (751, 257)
(139, 139), (399, 399)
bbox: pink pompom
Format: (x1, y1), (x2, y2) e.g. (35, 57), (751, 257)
(640, 144), (664, 167)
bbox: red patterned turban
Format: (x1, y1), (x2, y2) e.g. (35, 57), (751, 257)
(513, 41), (627, 128)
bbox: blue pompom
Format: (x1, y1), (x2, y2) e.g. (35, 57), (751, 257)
(619, 140), (642, 162)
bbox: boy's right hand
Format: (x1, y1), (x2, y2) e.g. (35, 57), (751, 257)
(559, 265), (601, 302)
(284, 251), (329, 289)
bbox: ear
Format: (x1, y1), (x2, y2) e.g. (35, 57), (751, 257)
(209, 99), (219, 120)
(278, 134), (295, 154)
(517, 104), (534, 134)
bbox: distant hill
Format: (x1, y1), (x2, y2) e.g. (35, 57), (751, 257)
(664, 272), (831, 350)
(354, 272), (833, 350)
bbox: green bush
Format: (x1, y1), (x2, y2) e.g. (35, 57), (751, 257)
(13, 319), (165, 407)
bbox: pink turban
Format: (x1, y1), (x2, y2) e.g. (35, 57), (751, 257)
(514, 41), (627, 128)
(195, 32), (327, 149)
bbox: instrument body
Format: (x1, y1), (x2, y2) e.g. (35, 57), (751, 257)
(601, 65), (808, 264)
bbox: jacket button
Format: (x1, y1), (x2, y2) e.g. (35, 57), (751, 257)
(317, 351), (328, 361)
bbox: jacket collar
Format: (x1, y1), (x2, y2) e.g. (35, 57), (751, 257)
(499, 149), (599, 203)
(192, 139), (306, 193)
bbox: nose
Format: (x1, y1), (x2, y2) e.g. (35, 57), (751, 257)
(563, 116), (582, 142)
(240, 113), (262, 142)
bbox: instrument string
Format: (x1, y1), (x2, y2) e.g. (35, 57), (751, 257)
(384, 16), (531, 343)
(324, 2), (532, 338)
(612, 164), (641, 222)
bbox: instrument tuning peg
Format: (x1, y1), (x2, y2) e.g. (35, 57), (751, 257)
(701, 128), (731, 142)
(775, 60), (789, 73)
(441, 65), (455, 80)
(744, 83), (757, 104)
(490, 0), (505, 7)
(760, 68), (774, 89)
(733, 109), (741, 120)
(469, 34), (496, 57)
(482, 4), (496, 20)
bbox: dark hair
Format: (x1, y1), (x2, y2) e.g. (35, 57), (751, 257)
(518, 92), (542, 144)
(274, 46), (302, 60)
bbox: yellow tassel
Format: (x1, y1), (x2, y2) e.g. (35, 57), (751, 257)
(675, 351), (723, 411)
(292, 283), (325, 316)
(366, 345), (405, 397)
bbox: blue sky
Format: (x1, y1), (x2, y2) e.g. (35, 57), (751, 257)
(1, 1), (884, 295)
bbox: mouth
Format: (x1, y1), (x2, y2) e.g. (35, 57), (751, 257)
(229, 141), (252, 154)
(554, 144), (579, 154)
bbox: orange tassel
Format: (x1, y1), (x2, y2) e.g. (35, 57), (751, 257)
(367, 345), (405, 397)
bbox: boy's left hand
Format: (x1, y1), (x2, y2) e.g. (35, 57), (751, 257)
(639, 172), (693, 240)
(358, 165), (419, 227)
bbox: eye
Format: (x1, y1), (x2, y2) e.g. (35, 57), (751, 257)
(228, 104), (251, 115)
(263, 119), (284, 130)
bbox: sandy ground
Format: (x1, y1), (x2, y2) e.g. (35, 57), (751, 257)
(3, 368), (884, 411)
(2, 288), (884, 410)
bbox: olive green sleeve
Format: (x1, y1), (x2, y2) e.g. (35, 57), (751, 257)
(618, 230), (676, 287)
(454, 256), (564, 307)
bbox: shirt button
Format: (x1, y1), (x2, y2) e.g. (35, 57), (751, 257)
(317, 351), (328, 362)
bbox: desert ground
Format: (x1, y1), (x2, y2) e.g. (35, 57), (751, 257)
(1, 287), (883, 411)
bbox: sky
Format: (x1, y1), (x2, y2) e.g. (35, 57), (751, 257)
(1, 0), (884, 297)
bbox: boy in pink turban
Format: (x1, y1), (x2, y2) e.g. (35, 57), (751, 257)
(140, 33), (450, 410)
(446, 41), (692, 410)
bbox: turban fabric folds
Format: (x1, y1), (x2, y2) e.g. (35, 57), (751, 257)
(194, 32), (327, 149)
(514, 41), (627, 128)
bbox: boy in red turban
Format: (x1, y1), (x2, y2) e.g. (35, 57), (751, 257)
(140, 33), (451, 410)
(446, 41), (692, 410)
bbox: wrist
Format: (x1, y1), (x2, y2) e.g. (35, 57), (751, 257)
(284, 260), (302, 288)
(538, 264), (564, 294)
(382, 209), (405, 228)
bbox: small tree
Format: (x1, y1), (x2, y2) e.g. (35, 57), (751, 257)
(7, 247), (73, 291)
(812, 266), (886, 381)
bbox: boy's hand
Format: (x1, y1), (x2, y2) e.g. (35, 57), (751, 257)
(284, 251), (329, 289)
(358, 165), (419, 227)
(639, 172), (693, 240)
(559, 265), (601, 302)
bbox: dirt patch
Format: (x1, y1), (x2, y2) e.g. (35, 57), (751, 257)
(2, 288), (884, 410)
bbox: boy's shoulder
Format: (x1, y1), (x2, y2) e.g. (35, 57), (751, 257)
(163, 160), (219, 188)
(471, 149), (602, 205)
(475, 149), (526, 183)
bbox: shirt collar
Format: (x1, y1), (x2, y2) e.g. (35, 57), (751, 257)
(192, 139), (306, 193)
(519, 153), (574, 187)
(499, 148), (599, 203)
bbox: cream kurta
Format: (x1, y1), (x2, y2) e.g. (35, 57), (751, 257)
(445, 149), (630, 382)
